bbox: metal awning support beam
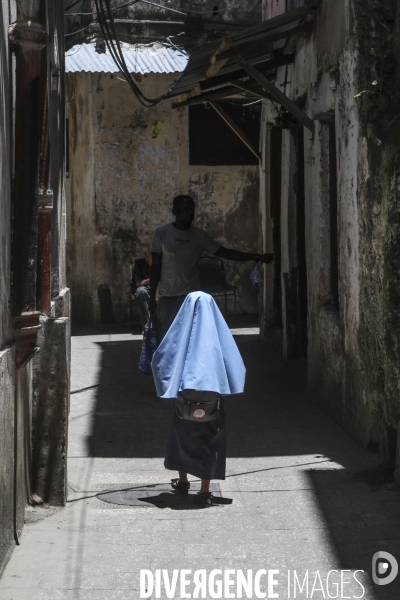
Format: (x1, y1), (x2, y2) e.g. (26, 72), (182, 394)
(233, 56), (315, 133)
(172, 85), (252, 108)
(215, 22), (314, 63)
(199, 54), (295, 93)
(209, 101), (260, 160)
(230, 81), (273, 101)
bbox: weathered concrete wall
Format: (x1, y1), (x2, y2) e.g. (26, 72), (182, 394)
(260, 0), (400, 465)
(15, 363), (33, 536)
(66, 72), (260, 323)
(32, 317), (69, 506)
(0, 347), (15, 576)
(0, 347), (33, 577)
(66, 72), (97, 322)
(262, 0), (286, 21)
(263, 0), (319, 20)
(352, 0), (400, 466)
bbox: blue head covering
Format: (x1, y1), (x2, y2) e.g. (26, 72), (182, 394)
(151, 292), (246, 398)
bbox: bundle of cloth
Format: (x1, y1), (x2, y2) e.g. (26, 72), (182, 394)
(151, 291), (246, 481)
(152, 291), (246, 397)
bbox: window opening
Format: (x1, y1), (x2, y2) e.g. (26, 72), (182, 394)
(189, 102), (260, 166)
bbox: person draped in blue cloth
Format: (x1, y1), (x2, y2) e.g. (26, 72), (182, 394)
(149, 194), (273, 505)
(152, 292), (246, 505)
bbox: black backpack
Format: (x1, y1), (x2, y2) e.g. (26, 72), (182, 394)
(175, 389), (220, 422)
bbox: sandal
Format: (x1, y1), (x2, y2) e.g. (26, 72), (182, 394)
(194, 492), (213, 507)
(170, 478), (190, 496)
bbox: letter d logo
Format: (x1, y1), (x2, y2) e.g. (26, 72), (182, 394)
(372, 552), (398, 585)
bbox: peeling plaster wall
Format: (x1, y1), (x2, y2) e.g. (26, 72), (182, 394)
(66, 73), (97, 322)
(32, 318), (69, 506)
(260, 0), (400, 465)
(0, 349), (32, 577)
(66, 73), (259, 323)
(0, 347), (15, 576)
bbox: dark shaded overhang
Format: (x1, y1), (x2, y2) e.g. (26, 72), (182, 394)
(168, 1), (321, 133)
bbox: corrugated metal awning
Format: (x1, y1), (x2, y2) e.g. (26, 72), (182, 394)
(166, 1), (320, 132)
(65, 41), (189, 75)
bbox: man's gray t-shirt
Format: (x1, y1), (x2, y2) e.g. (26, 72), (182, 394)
(151, 223), (220, 297)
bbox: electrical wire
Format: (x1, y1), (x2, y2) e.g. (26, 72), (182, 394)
(94, 0), (148, 103)
(139, 1), (226, 14)
(135, 0), (186, 16)
(66, 0), (228, 17)
(65, 23), (92, 36)
(66, 0), (141, 16)
(182, 5), (225, 14)
(65, 0), (85, 10)
(65, 44), (83, 55)
(93, 0), (178, 106)
(65, 0), (87, 14)
(72, 0), (88, 29)
(166, 33), (187, 54)
(225, 98), (262, 106)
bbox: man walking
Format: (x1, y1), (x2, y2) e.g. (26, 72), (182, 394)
(149, 195), (273, 341)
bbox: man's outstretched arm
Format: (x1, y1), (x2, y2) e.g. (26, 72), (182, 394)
(214, 246), (273, 263)
(149, 252), (162, 316)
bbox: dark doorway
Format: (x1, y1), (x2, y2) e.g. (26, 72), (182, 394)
(295, 128), (308, 355)
(281, 128), (308, 359)
(98, 284), (114, 323)
(270, 127), (282, 330)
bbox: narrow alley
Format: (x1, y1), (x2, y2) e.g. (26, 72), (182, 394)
(3, 1), (400, 599)
(1, 323), (400, 599)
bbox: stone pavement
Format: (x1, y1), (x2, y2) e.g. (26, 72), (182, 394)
(1, 324), (400, 599)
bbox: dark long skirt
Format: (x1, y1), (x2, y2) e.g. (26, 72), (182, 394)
(164, 399), (226, 480)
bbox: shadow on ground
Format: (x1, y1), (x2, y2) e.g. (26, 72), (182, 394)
(96, 481), (232, 510)
(83, 331), (400, 598)
(87, 333), (312, 459)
